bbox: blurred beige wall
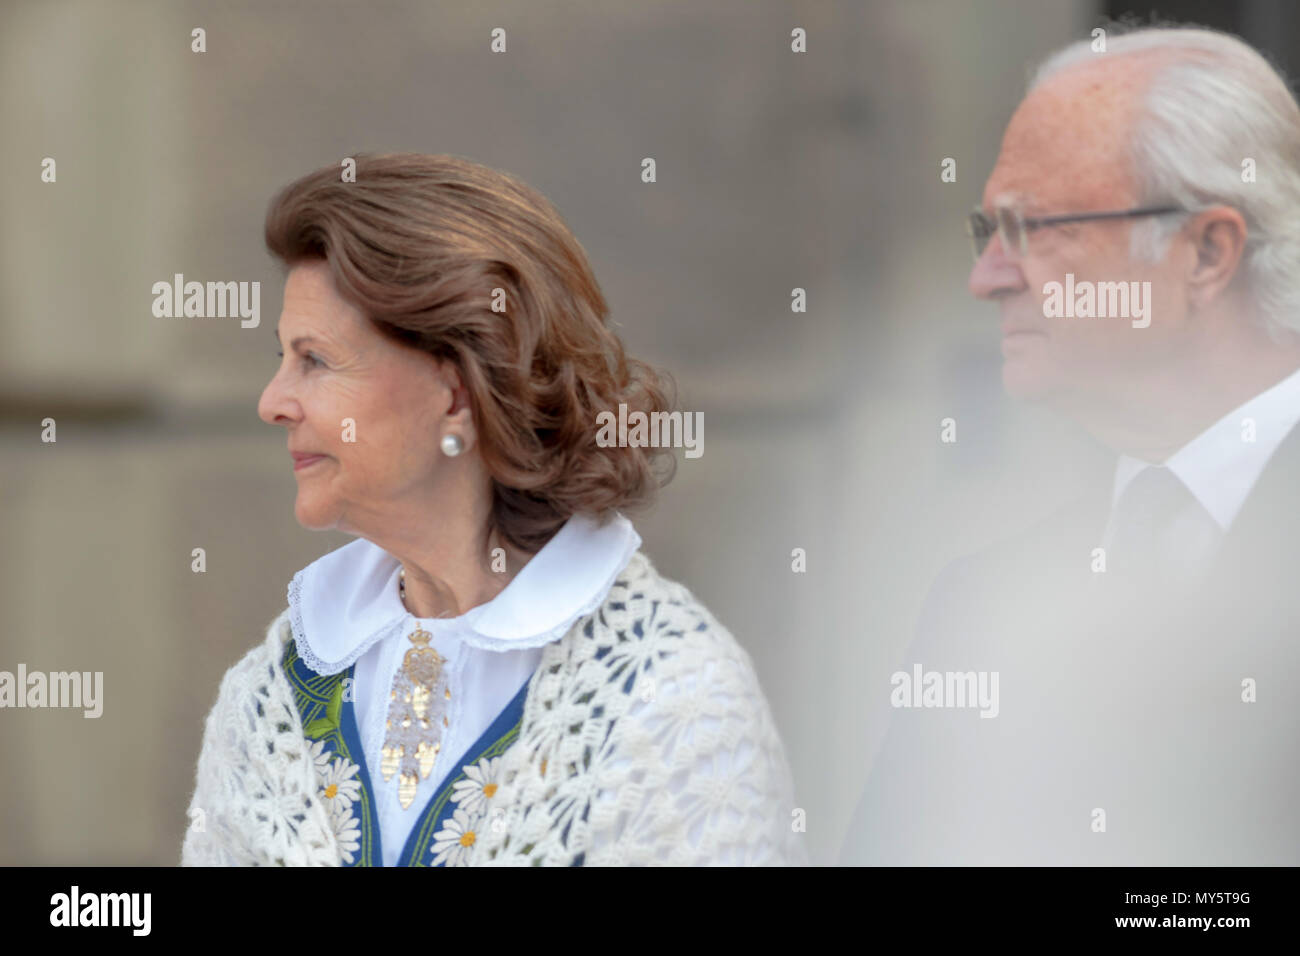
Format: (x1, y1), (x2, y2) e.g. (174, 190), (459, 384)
(0, 0), (1099, 865)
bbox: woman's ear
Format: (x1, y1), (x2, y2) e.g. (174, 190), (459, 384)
(437, 359), (477, 451)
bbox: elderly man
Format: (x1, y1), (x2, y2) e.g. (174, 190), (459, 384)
(843, 25), (1300, 865)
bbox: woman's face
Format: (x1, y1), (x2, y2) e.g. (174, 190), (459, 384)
(257, 260), (470, 535)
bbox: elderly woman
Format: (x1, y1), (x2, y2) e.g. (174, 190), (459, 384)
(180, 153), (803, 866)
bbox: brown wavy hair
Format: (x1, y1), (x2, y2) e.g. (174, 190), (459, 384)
(264, 152), (676, 553)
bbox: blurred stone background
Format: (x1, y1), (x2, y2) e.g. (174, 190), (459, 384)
(1, 0), (1294, 865)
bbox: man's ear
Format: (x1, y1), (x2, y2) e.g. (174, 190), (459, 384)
(1185, 206), (1248, 310)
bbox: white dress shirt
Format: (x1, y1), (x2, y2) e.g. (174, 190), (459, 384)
(286, 511), (642, 866)
(1103, 364), (1300, 570)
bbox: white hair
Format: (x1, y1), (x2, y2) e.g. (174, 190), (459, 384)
(1028, 23), (1300, 340)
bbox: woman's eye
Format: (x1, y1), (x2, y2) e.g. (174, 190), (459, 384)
(274, 350), (323, 369)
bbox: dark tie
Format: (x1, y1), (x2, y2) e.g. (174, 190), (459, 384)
(1106, 465), (1203, 584)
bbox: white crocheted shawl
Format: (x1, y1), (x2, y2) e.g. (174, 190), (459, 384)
(181, 552), (806, 866)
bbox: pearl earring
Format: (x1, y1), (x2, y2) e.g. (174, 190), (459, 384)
(441, 434), (463, 457)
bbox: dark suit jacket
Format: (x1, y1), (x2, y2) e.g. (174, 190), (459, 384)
(841, 421), (1300, 865)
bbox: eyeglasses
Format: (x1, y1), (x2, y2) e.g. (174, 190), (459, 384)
(966, 203), (1183, 262)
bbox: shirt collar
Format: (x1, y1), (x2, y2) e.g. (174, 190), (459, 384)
(1110, 364), (1300, 531)
(287, 511), (642, 676)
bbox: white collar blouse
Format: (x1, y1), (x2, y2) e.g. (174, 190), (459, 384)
(287, 511), (642, 866)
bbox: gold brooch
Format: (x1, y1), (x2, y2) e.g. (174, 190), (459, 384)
(380, 624), (451, 809)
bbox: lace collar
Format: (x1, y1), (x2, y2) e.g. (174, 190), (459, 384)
(287, 512), (642, 676)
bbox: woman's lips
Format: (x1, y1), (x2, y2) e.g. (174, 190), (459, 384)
(292, 454), (327, 471)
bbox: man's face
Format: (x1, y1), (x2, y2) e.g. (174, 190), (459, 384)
(970, 60), (1192, 411)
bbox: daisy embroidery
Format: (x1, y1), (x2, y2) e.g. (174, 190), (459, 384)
(429, 807), (478, 867)
(318, 756), (363, 811)
(329, 799), (362, 865)
(306, 738), (333, 776)
(449, 755), (502, 817)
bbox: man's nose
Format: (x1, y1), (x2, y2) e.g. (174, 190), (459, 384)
(968, 238), (1027, 300)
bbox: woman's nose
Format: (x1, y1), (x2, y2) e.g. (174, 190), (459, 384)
(257, 371), (297, 426)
